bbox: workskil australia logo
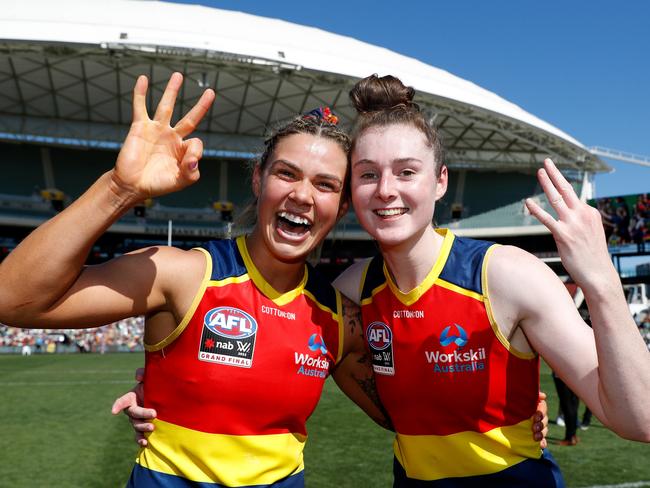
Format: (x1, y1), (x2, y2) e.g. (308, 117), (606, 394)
(199, 307), (257, 368)
(366, 321), (395, 375)
(426, 324), (486, 373)
(295, 333), (330, 378)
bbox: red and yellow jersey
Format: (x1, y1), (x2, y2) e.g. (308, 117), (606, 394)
(360, 229), (562, 486)
(130, 236), (344, 488)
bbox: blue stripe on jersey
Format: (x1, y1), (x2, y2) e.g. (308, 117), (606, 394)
(202, 240), (247, 281)
(392, 449), (564, 488)
(127, 465), (305, 488)
(305, 263), (338, 312)
(360, 255), (386, 301)
(438, 237), (493, 295)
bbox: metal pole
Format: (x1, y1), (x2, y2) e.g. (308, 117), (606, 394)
(168, 219), (172, 247)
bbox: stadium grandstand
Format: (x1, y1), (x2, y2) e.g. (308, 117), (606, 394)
(0, 0), (610, 268)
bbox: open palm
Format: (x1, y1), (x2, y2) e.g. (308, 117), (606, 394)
(113, 73), (215, 200)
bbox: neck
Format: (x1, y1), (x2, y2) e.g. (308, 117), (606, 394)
(243, 234), (306, 293)
(380, 226), (445, 293)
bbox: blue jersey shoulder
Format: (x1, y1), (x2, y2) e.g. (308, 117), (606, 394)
(201, 239), (247, 281)
(439, 236), (494, 295)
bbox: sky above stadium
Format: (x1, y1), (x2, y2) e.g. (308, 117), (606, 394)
(170, 0), (649, 198)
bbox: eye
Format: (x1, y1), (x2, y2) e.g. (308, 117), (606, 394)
(399, 168), (416, 177)
(358, 171), (378, 180)
(276, 168), (297, 180)
(316, 180), (340, 192)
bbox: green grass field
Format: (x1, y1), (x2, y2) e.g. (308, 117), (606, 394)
(1, 353), (648, 487)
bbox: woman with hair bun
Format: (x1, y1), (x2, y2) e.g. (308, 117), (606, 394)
(333, 74), (650, 486)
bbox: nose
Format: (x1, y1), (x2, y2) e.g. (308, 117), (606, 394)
(290, 178), (314, 207)
(376, 172), (397, 201)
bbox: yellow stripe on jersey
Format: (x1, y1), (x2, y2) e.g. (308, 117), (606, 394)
(335, 289), (344, 364)
(393, 418), (542, 481)
(435, 278), (484, 302)
(208, 274), (251, 287)
(384, 229), (455, 306)
(236, 236), (307, 306)
(481, 244), (536, 360)
(145, 248), (213, 352)
(137, 419), (306, 485)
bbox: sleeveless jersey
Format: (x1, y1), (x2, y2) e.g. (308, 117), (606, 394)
(129, 236), (344, 488)
(360, 229), (564, 487)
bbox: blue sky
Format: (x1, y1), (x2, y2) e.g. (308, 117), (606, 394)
(172, 0), (650, 198)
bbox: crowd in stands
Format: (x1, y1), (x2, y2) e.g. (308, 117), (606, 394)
(596, 193), (649, 250)
(0, 316), (144, 354)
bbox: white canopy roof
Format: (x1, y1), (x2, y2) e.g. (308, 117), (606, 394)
(0, 0), (605, 171)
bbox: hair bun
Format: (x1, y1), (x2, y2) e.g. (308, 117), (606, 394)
(349, 74), (416, 114)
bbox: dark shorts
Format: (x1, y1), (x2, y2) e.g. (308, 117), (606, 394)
(393, 449), (564, 488)
(127, 464), (305, 488)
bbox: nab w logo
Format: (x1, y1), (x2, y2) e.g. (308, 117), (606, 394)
(204, 307), (257, 339)
(440, 324), (468, 347)
(366, 322), (392, 351)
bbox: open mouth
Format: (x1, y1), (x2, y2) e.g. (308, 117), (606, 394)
(374, 208), (408, 217)
(277, 211), (313, 236)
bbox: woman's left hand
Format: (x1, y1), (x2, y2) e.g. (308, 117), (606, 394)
(525, 158), (617, 292)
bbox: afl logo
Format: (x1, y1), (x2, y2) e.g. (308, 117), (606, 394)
(204, 307), (257, 339)
(366, 322), (392, 351)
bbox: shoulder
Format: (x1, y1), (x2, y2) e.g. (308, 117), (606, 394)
(136, 245), (207, 289)
(333, 257), (373, 304)
(487, 245), (570, 315)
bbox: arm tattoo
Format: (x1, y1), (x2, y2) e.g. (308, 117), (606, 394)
(354, 353), (394, 431)
(342, 296), (362, 338)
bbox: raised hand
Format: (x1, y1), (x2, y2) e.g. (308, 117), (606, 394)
(525, 158), (616, 291)
(111, 73), (216, 202)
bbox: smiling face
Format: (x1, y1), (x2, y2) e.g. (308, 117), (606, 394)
(351, 124), (447, 250)
(248, 132), (349, 265)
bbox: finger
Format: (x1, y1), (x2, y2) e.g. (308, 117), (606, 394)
(538, 391), (547, 401)
(174, 88), (216, 138)
(126, 405), (157, 420)
(130, 420), (155, 433)
(525, 198), (558, 232)
(132, 75), (149, 123)
(180, 138), (203, 183)
(544, 158), (579, 207)
(135, 367), (145, 382)
(153, 72), (184, 124)
(111, 392), (136, 415)
(536, 166), (568, 215)
(135, 432), (149, 447)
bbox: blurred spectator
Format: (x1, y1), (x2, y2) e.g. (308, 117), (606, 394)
(0, 316), (144, 353)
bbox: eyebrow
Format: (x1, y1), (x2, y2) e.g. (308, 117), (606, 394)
(353, 157), (423, 167)
(272, 159), (344, 185)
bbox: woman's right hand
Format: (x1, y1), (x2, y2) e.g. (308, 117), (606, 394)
(111, 368), (157, 447)
(111, 73), (215, 203)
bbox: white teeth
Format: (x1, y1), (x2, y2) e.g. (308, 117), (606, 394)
(278, 211), (310, 225)
(376, 208), (406, 216)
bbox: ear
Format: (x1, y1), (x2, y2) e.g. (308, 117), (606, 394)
(336, 198), (350, 221)
(252, 165), (262, 198)
(435, 165), (448, 201)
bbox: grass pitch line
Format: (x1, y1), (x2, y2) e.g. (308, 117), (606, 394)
(0, 380), (135, 386)
(584, 482), (650, 488)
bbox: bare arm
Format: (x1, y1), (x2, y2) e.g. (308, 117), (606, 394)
(331, 295), (393, 430)
(492, 159), (650, 441)
(0, 73), (214, 329)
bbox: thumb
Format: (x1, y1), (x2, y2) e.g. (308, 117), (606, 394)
(111, 391), (136, 415)
(180, 138), (203, 184)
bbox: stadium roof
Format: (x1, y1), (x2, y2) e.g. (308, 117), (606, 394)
(0, 0), (607, 172)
